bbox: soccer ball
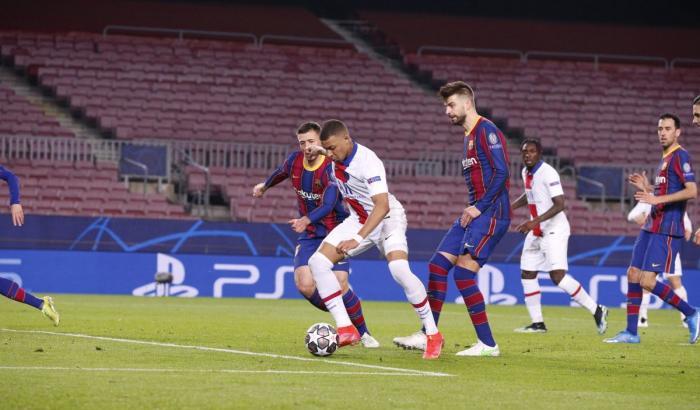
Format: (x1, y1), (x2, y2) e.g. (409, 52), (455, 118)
(305, 322), (339, 357)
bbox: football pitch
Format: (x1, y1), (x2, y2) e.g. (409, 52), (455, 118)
(1, 295), (698, 409)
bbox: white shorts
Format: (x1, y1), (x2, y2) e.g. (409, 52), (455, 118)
(662, 253), (683, 279)
(520, 231), (569, 272)
(322, 206), (409, 258)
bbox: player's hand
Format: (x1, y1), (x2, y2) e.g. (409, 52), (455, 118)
(288, 216), (311, 234)
(634, 191), (660, 205)
(460, 206), (481, 227)
(252, 183), (266, 198)
(694, 228), (700, 245)
(516, 219), (538, 234)
(10, 203), (23, 227)
(336, 239), (359, 255)
(685, 227), (692, 241)
(633, 212), (648, 227)
(628, 171), (650, 192)
(305, 145), (326, 156)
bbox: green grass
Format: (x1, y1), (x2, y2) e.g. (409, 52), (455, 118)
(0, 295), (698, 409)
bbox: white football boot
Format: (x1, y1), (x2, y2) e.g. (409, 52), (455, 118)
(455, 340), (500, 357)
(392, 331), (426, 351)
(361, 333), (380, 348)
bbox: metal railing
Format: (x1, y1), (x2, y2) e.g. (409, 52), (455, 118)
(258, 34), (352, 49)
(120, 157), (149, 194)
(416, 45), (674, 70)
(102, 25), (257, 45)
(417, 45), (524, 60)
(670, 58), (700, 69)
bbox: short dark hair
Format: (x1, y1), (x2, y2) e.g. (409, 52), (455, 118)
(319, 119), (348, 141)
(521, 138), (542, 153)
(693, 95), (700, 106)
(659, 113), (681, 129)
(438, 81), (475, 101)
(296, 121), (321, 135)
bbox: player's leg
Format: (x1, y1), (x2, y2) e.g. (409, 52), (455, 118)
(427, 218), (463, 325)
(666, 253), (688, 325)
(454, 217), (509, 357)
(638, 234), (698, 343)
(293, 241), (328, 312)
(0, 277), (59, 325)
(516, 233), (546, 332)
(515, 270), (547, 333)
(377, 207), (442, 358)
(334, 267), (378, 347)
(393, 220), (459, 351)
(294, 266), (327, 312)
(638, 290), (650, 327)
(550, 269), (608, 334)
(604, 231), (650, 343)
(308, 242), (359, 346)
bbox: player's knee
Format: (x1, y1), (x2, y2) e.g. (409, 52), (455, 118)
(549, 270), (565, 284)
(456, 254), (480, 272)
(639, 275), (657, 291)
(308, 253), (333, 278)
(627, 266), (641, 282)
(521, 270), (537, 280)
(387, 259), (417, 288)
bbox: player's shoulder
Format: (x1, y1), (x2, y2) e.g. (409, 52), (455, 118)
(355, 143), (382, 164)
(676, 146), (693, 161)
(285, 150), (302, 164)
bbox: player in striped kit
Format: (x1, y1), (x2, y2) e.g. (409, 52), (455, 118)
(511, 139), (608, 334)
(605, 113), (700, 344)
(628, 201), (692, 328)
(253, 122), (379, 348)
(0, 165), (59, 326)
(306, 119), (443, 359)
(394, 81), (510, 357)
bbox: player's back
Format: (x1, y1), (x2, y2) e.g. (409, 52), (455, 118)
(644, 146), (694, 237)
(462, 117), (510, 220)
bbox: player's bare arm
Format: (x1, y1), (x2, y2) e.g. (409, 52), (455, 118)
(336, 193), (390, 254)
(511, 192), (527, 210)
(517, 195), (565, 234)
(10, 203), (23, 227)
(635, 181), (697, 205)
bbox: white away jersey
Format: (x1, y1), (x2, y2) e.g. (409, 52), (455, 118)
(522, 161), (570, 235)
(330, 143), (403, 223)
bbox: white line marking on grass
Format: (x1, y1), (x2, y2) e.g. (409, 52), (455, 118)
(0, 366), (436, 377)
(1, 329), (452, 377)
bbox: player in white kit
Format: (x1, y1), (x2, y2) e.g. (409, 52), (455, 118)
(627, 201), (692, 327)
(511, 139), (608, 334)
(306, 120), (443, 359)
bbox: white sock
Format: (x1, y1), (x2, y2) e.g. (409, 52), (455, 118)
(521, 278), (544, 323)
(308, 253), (351, 327)
(640, 290), (650, 319)
(558, 274), (597, 314)
(676, 286), (688, 320)
(388, 259), (438, 335)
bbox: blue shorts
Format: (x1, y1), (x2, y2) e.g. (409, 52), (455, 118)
(630, 230), (681, 274)
(436, 216), (510, 267)
(294, 237), (350, 272)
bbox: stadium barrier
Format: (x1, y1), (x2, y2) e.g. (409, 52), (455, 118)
(0, 214), (698, 310)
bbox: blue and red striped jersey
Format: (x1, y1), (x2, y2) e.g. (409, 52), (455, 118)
(462, 117), (510, 219)
(643, 146), (695, 237)
(0, 165), (20, 205)
(264, 152), (348, 239)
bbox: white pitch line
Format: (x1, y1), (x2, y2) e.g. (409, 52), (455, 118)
(0, 329), (452, 377)
(0, 366), (435, 377)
